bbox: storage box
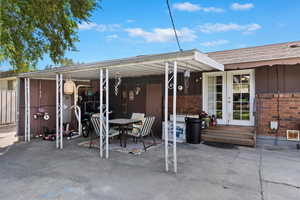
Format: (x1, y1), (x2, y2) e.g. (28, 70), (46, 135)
(162, 121), (186, 143)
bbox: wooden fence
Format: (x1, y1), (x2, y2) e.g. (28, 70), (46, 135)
(0, 90), (16, 125)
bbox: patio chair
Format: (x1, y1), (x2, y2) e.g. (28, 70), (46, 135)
(127, 116), (156, 151)
(123, 113), (145, 133)
(90, 114), (119, 148)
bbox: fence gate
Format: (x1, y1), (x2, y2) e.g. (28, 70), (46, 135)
(0, 90), (16, 125)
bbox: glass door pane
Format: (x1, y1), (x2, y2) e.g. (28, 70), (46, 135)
(207, 76), (223, 119)
(232, 74), (250, 120)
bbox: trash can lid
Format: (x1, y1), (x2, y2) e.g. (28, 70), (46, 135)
(185, 117), (201, 123)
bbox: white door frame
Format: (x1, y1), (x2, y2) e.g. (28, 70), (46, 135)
(202, 69), (255, 126)
(227, 69), (255, 126)
(202, 71), (227, 125)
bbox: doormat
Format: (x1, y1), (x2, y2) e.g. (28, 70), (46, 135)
(202, 141), (238, 149)
(78, 139), (161, 155)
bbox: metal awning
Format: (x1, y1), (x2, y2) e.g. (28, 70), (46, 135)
(20, 49), (224, 174)
(19, 49), (223, 79)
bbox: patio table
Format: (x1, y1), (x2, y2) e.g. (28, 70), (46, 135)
(109, 118), (142, 147)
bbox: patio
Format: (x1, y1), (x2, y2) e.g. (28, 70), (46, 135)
(0, 136), (299, 200)
(18, 49), (224, 173)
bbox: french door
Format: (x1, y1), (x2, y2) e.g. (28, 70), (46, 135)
(203, 69), (255, 126)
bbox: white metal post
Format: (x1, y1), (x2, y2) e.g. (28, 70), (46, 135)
(99, 69), (104, 158)
(164, 62), (169, 172)
(27, 78), (30, 142)
(173, 61), (177, 173)
(56, 74), (59, 148)
(105, 68), (109, 159)
(24, 78), (28, 142)
(16, 78), (20, 140)
(59, 74), (63, 149)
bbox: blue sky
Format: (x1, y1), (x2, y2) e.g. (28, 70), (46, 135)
(2, 0), (300, 70)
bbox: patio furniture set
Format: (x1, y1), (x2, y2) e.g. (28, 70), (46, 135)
(90, 113), (156, 151)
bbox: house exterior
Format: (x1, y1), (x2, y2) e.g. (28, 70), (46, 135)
(0, 71), (18, 125)
(16, 41), (300, 144)
(109, 41), (300, 139)
(0, 71), (17, 90)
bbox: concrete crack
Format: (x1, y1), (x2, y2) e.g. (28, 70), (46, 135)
(258, 149), (265, 200)
(221, 150), (240, 189)
(263, 180), (300, 189)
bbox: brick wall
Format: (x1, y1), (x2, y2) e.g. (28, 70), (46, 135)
(256, 93), (300, 136)
(168, 95), (202, 115)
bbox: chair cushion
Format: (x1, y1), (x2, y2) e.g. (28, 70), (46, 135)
(127, 129), (139, 137)
(109, 129), (119, 137)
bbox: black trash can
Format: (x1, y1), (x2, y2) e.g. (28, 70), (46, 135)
(185, 117), (202, 144)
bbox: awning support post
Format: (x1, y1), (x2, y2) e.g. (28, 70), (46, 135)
(99, 69), (104, 158)
(56, 74), (63, 149)
(173, 61), (177, 173)
(56, 74), (59, 148)
(99, 68), (110, 159)
(164, 62), (169, 172)
(105, 68), (109, 159)
(164, 61), (177, 173)
(60, 74), (64, 149)
(24, 78), (30, 142)
(24, 78), (27, 142)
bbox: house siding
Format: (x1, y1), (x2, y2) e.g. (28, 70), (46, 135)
(255, 64), (300, 136)
(255, 64), (300, 93)
(18, 79), (57, 137)
(102, 72), (203, 118)
(17, 64), (300, 138)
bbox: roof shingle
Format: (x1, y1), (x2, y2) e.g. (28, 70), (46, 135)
(207, 41), (300, 65)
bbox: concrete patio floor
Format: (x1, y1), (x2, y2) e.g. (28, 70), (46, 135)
(0, 127), (299, 200)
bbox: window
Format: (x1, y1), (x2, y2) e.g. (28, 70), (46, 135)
(7, 80), (15, 90)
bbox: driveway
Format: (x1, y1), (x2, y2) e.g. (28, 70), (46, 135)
(0, 135), (299, 200)
(0, 125), (18, 155)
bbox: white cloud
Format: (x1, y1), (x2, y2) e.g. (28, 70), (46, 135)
(230, 3), (254, 11)
(198, 23), (261, 34)
(125, 27), (197, 43)
(126, 19), (136, 23)
(173, 2), (200, 12)
(201, 7), (224, 13)
(200, 39), (229, 47)
(78, 22), (121, 32)
(173, 2), (224, 13)
(106, 34), (119, 40)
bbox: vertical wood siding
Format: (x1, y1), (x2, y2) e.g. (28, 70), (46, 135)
(255, 64), (300, 94)
(0, 90), (16, 125)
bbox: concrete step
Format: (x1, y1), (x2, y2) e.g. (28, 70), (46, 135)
(201, 134), (255, 147)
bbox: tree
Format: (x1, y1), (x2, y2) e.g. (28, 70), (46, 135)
(45, 58), (84, 69)
(59, 58), (75, 67)
(0, 0), (99, 72)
